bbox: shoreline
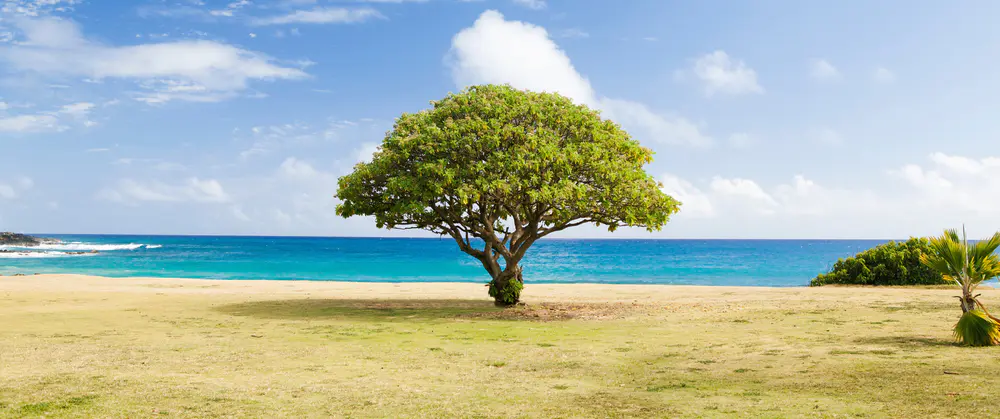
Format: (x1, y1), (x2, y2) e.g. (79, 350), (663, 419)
(1, 273), (989, 304)
(0, 271), (815, 288)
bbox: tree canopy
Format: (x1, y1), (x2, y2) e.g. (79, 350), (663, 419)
(336, 84), (680, 305)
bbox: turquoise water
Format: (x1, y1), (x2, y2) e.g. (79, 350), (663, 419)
(0, 235), (892, 286)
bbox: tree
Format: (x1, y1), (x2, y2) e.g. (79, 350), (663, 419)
(811, 238), (946, 286)
(920, 227), (1000, 346)
(336, 84), (680, 306)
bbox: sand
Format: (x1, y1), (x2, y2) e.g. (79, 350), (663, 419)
(3, 274), (999, 417)
(1, 273), (985, 304)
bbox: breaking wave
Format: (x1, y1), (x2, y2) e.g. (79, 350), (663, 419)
(0, 251), (98, 259)
(0, 242), (162, 251)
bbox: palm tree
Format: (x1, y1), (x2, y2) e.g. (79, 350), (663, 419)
(920, 227), (1000, 346)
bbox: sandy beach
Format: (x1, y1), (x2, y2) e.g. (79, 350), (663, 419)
(3, 274), (1000, 418)
(3, 273), (990, 303)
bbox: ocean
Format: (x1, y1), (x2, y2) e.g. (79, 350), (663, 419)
(0, 235), (895, 286)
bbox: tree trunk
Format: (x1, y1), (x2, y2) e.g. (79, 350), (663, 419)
(960, 291), (977, 313)
(958, 283), (979, 314)
(488, 265), (524, 307)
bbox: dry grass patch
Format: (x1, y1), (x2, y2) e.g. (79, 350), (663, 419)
(3, 276), (1000, 418)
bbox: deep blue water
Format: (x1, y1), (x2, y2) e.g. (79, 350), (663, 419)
(0, 235), (892, 286)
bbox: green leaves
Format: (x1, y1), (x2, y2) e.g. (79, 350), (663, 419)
(336, 84), (679, 303)
(954, 309), (1000, 347)
(336, 83), (679, 249)
(920, 229), (1000, 290)
(811, 238), (946, 286)
(917, 228), (1000, 346)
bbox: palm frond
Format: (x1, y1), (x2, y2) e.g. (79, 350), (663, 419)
(922, 228), (1000, 289)
(954, 309), (1000, 346)
(922, 231), (967, 283)
(971, 232), (1000, 281)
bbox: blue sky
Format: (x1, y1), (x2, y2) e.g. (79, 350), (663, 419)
(2, 0), (1000, 239)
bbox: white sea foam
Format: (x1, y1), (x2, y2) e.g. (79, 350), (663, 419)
(34, 243), (143, 251)
(0, 251), (98, 259)
(1, 242), (154, 251)
(146, 244), (163, 249)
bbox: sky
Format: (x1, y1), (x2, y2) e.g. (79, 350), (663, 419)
(2, 0), (1000, 239)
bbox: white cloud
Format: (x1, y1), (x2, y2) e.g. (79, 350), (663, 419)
(59, 101), (93, 117)
(892, 164), (951, 190)
(447, 10), (712, 147)
(687, 50), (763, 97)
(280, 157), (322, 179)
(355, 142), (380, 164)
(100, 178), (230, 204)
(656, 173), (886, 222)
(0, 113), (61, 132)
(1, 17), (308, 103)
(771, 175), (881, 216)
(890, 153), (1000, 214)
(251, 8), (383, 25)
(209, 0), (250, 17)
(448, 10), (596, 107)
(1, 0), (80, 18)
(659, 174), (714, 218)
(0, 100), (96, 133)
(211, 157), (345, 231)
(873, 66), (895, 83)
(512, 0), (546, 10)
(810, 59), (840, 81)
(598, 99), (713, 147)
(928, 152), (1000, 175)
(710, 176), (778, 212)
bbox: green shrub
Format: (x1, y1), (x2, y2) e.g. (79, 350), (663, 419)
(811, 238), (948, 286)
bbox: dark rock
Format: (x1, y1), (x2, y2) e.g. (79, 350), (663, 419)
(0, 232), (60, 247)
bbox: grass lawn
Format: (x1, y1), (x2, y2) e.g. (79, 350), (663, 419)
(1, 275), (998, 418)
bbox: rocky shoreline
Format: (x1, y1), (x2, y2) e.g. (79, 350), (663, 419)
(0, 232), (61, 247)
(0, 233), (103, 259)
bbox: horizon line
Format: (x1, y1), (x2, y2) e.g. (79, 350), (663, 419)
(17, 232), (911, 241)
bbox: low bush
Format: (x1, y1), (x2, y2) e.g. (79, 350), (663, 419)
(811, 238), (948, 286)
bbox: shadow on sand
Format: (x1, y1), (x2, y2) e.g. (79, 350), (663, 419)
(854, 335), (955, 348)
(214, 298), (503, 321)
